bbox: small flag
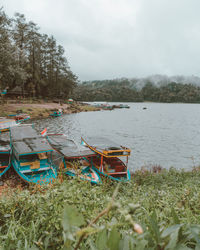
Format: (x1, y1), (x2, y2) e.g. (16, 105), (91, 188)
(81, 139), (86, 146)
(41, 128), (47, 137)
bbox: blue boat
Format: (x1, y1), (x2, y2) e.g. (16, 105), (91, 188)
(50, 110), (62, 117)
(0, 132), (11, 177)
(81, 137), (131, 182)
(10, 125), (57, 185)
(47, 134), (101, 184)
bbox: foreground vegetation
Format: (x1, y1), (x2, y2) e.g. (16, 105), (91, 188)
(1, 168), (200, 249)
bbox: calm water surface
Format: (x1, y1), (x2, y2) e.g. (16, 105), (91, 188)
(34, 103), (200, 172)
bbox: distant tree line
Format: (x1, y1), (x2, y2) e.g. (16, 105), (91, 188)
(0, 8), (77, 98)
(72, 79), (200, 103)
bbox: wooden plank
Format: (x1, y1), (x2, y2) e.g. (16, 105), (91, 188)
(107, 172), (127, 175)
(38, 153), (47, 160)
(20, 162), (33, 166)
(0, 165), (8, 169)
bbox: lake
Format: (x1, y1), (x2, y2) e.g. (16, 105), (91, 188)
(34, 102), (200, 172)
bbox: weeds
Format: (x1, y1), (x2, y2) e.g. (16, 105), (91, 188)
(0, 168), (200, 249)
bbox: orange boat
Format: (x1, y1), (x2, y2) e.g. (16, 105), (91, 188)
(81, 137), (131, 181)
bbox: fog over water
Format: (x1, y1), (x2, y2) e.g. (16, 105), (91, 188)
(34, 103), (200, 172)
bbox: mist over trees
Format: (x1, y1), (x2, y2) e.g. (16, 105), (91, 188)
(72, 76), (200, 103)
(1, 7), (199, 103)
(0, 8), (77, 98)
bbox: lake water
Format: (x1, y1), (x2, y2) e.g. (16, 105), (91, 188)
(34, 103), (200, 172)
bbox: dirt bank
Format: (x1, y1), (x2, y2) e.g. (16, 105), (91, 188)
(0, 100), (99, 118)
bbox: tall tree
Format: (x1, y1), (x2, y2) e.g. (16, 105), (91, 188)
(0, 9), (27, 91)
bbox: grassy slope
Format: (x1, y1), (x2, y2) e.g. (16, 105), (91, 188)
(0, 169), (200, 249)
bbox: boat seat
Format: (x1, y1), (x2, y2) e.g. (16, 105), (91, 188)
(20, 161), (41, 170)
(0, 165), (7, 169)
(107, 172), (127, 175)
(115, 165), (125, 172)
(21, 166), (51, 174)
(20, 161), (34, 166)
(30, 161), (40, 169)
(38, 153), (47, 160)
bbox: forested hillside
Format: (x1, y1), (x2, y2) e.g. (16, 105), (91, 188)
(2, 7), (200, 103)
(72, 76), (200, 103)
(0, 8), (77, 98)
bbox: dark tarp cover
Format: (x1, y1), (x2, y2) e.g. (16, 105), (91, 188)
(48, 134), (94, 158)
(11, 125), (52, 155)
(83, 137), (122, 150)
(11, 125), (39, 141)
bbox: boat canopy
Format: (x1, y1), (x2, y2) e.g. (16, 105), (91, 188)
(0, 132), (10, 152)
(0, 118), (18, 131)
(82, 137), (126, 150)
(48, 134), (95, 158)
(86, 137), (121, 149)
(82, 137), (131, 157)
(10, 125), (53, 156)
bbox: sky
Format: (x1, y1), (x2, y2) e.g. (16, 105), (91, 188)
(1, 0), (200, 81)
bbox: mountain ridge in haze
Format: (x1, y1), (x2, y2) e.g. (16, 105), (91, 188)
(82, 74), (200, 89)
(72, 74), (200, 103)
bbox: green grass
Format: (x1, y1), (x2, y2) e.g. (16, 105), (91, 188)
(0, 168), (200, 249)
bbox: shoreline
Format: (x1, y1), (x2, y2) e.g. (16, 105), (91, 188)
(0, 165), (199, 195)
(0, 100), (99, 119)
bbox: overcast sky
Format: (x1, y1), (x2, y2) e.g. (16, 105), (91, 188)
(1, 0), (200, 81)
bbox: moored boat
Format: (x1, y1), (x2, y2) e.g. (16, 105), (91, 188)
(47, 133), (101, 184)
(8, 113), (30, 123)
(114, 104), (130, 109)
(50, 109), (62, 117)
(10, 125), (57, 184)
(81, 137), (131, 181)
(0, 118), (19, 133)
(92, 103), (114, 110)
(119, 104), (130, 108)
(0, 132), (11, 177)
(14, 113), (30, 123)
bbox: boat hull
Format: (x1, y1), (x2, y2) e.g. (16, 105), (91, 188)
(63, 159), (101, 184)
(12, 157), (57, 185)
(50, 112), (62, 117)
(92, 166), (131, 182)
(0, 132), (11, 177)
(47, 133), (101, 184)
(0, 153), (11, 177)
(91, 156), (131, 182)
